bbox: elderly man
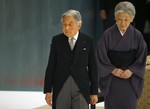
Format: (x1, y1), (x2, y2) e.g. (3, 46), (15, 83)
(44, 9), (98, 109)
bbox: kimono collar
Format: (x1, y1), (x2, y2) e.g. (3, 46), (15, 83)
(116, 23), (129, 36)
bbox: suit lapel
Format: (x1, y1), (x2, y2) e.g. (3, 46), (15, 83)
(73, 32), (87, 64)
(60, 32), (87, 65)
(61, 34), (71, 50)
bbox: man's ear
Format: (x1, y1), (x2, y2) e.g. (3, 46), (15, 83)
(78, 23), (82, 30)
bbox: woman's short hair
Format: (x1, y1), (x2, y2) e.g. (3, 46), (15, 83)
(114, 1), (136, 19)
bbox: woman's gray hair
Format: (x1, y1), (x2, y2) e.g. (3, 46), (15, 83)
(61, 9), (82, 24)
(114, 1), (136, 19)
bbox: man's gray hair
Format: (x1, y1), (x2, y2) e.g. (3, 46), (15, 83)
(114, 1), (136, 19)
(61, 9), (82, 24)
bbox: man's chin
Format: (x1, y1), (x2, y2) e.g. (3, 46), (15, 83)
(64, 34), (72, 38)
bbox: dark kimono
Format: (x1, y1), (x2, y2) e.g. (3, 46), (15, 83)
(97, 24), (147, 109)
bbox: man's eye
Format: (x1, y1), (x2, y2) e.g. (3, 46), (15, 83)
(69, 23), (73, 26)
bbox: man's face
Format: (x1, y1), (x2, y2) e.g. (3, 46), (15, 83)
(62, 16), (82, 38)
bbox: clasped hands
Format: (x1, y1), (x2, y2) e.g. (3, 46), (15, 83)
(112, 68), (133, 79)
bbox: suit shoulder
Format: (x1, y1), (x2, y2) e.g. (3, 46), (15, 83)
(52, 33), (64, 39)
(79, 32), (95, 40)
(51, 33), (66, 42)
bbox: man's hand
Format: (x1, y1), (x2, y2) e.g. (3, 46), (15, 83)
(45, 93), (52, 106)
(90, 95), (98, 105)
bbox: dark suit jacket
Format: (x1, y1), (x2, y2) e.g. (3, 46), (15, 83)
(44, 32), (98, 108)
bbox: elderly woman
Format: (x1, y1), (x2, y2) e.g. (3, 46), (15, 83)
(97, 1), (147, 109)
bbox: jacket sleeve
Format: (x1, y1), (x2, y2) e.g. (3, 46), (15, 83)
(88, 38), (98, 95)
(44, 37), (57, 93)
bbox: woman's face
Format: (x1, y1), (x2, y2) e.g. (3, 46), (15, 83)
(115, 12), (133, 33)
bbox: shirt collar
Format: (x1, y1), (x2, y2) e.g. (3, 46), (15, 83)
(68, 31), (79, 40)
